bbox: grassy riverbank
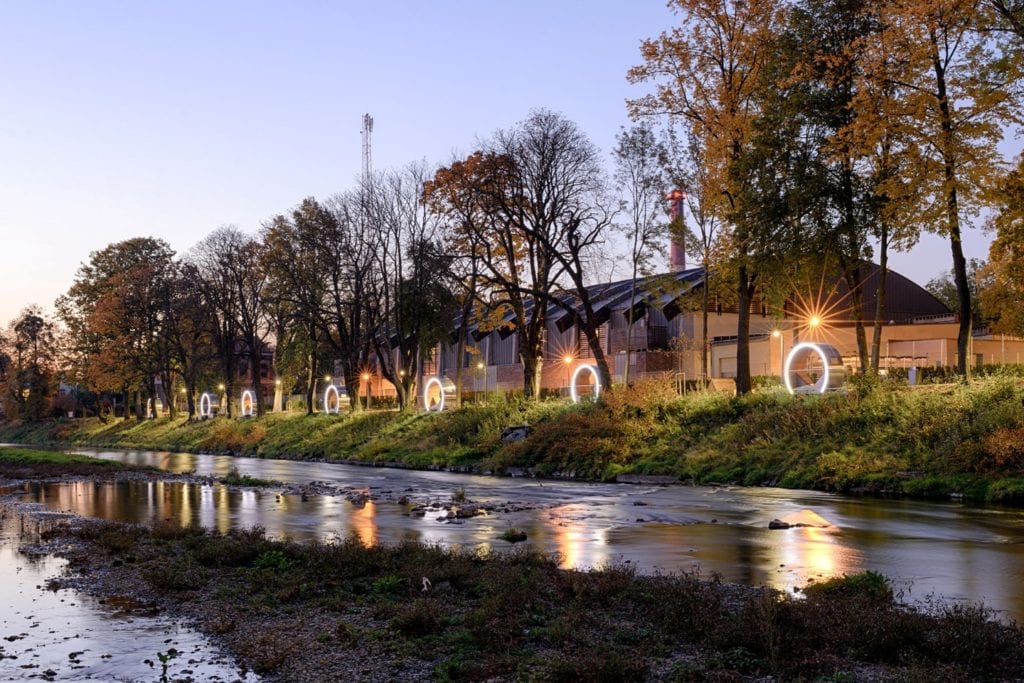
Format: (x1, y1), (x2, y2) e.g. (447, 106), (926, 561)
(3, 376), (1024, 503)
(48, 517), (1024, 681)
(0, 447), (147, 479)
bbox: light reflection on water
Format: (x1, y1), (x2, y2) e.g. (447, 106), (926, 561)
(0, 508), (255, 682)
(19, 447), (1024, 623)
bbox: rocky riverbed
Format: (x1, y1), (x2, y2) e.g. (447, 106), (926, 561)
(5, 472), (1024, 681)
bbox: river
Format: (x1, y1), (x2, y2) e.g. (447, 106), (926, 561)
(14, 447), (1024, 623)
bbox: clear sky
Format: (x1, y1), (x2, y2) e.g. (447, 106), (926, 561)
(0, 1), (1012, 326)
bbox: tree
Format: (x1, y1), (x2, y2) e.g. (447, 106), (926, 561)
(318, 192), (377, 411)
(988, 0), (1024, 39)
(58, 238), (177, 420)
(862, 0), (1023, 378)
(365, 163), (458, 410)
(428, 111), (615, 397)
(785, 0), (881, 373)
(191, 228), (269, 416)
(0, 306), (58, 420)
(262, 199), (335, 415)
(629, 0), (788, 394)
(613, 124), (669, 386)
(164, 262), (218, 420)
(980, 154), (1024, 335)
(664, 125), (724, 383)
(926, 258), (990, 325)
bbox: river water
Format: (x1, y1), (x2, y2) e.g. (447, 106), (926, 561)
(13, 448), (1024, 623)
(0, 508), (257, 681)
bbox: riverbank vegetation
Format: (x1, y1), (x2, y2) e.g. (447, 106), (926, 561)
(49, 517), (1024, 681)
(4, 377), (1024, 504)
(0, 447), (147, 479)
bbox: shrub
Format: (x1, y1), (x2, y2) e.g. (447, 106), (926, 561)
(391, 598), (443, 637)
(803, 571), (892, 603)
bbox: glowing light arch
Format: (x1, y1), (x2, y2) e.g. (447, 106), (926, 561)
(199, 392), (212, 419)
(241, 390), (255, 417)
(783, 342), (842, 395)
(570, 364), (602, 403)
(324, 384), (341, 414)
(423, 377), (446, 412)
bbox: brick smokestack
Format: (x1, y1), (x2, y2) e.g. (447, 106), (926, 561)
(667, 189), (687, 271)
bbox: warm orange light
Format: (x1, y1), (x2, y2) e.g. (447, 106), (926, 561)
(772, 329), (781, 338)
(563, 355), (573, 364)
(362, 373), (370, 381)
(477, 362), (484, 369)
(324, 375), (331, 382)
(808, 315), (822, 329)
(218, 383), (225, 391)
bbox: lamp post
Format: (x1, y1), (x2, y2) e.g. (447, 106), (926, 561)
(772, 329), (783, 375)
(477, 361), (486, 403)
(563, 355), (574, 396)
(362, 372), (371, 410)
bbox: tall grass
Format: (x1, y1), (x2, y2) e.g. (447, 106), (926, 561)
(3, 377), (1024, 502)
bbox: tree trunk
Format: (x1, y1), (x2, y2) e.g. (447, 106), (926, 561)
(702, 266), (710, 385)
(950, 225), (972, 379)
(582, 326), (613, 395)
(249, 343), (263, 417)
(931, 34), (972, 379)
(305, 355), (316, 416)
(871, 226), (889, 373)
(844, 265), (869, 374)
(521, 354), (542, 400)
(735, 266), (755, 395)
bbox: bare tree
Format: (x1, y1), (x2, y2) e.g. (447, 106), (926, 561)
(614, 124), (669, 385)
(191, 227), (268, 416)
(365, 163), (457, 410)
(428, 110), (614, 397)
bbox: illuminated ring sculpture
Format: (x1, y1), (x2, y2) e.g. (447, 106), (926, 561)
(423, 376), (445, 412)
(570, 364), (602, 403)
(324, 384), (341, 414)
(241, 390), (255, 417)
(783, 342), (841, 395)
(199, 392), (212, 419)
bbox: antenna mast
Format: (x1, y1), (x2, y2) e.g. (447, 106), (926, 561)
(361, 113), (374, 186)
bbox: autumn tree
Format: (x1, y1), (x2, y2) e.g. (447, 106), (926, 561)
(980, 154), (1024, 335)
(629, 0), (788, 394)
(58, 238), (177, 420)
(0, 306), (58, 420)
(860, 0), (1023, 378)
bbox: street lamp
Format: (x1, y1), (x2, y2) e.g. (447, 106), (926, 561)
(772, 329), (783, 375)
(362, 372), (371, 409)
(563, 354), (574, 395)
(477, 361), (486, 403)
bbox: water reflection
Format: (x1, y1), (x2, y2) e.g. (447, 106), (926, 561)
(22, 447), (1024, 623)
(0, 507), (255, 681)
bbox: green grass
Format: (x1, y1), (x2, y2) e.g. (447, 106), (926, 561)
(221, 467), (278, 487)
(3, 376), (1024, 503)
(0, 446), (147, 478)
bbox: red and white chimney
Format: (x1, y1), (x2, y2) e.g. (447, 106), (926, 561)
(667, 189), (687, 271)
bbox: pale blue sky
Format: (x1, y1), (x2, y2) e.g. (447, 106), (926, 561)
(0, 1), (1011, 325)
